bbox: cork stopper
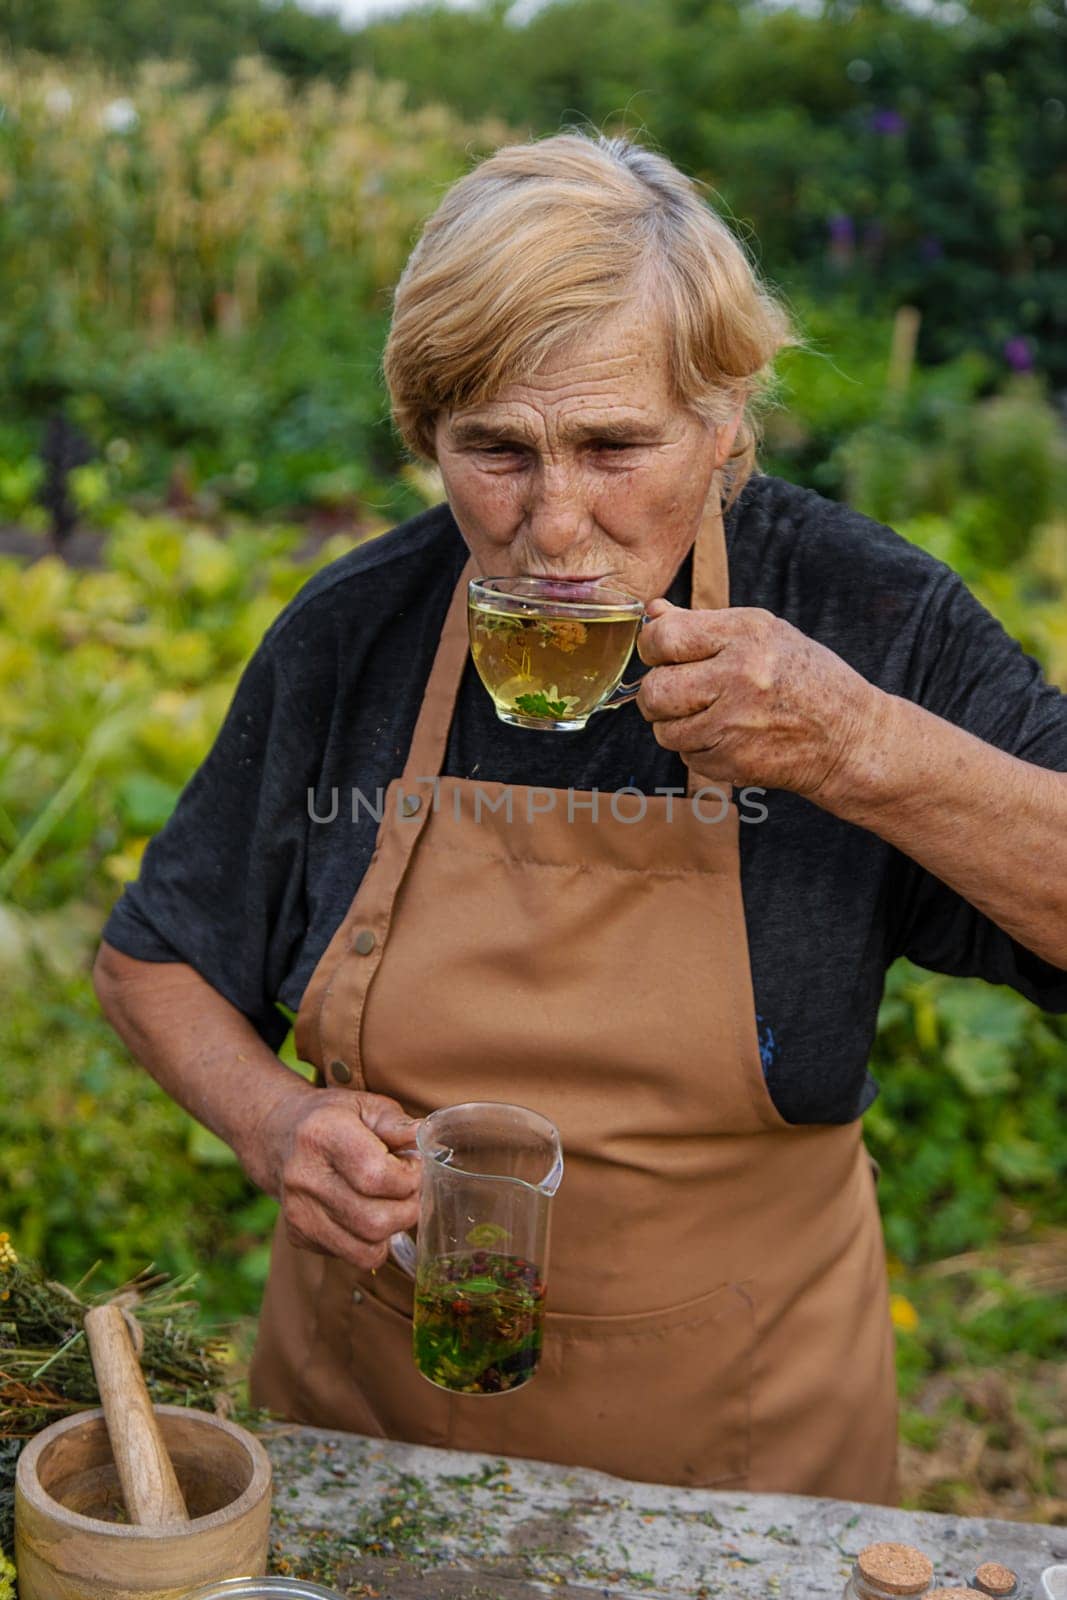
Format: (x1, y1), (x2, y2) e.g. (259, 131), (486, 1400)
(926, 1590), (985, 1598)
(973, 1565), (1018, 1597)
(856, 1543), (936, 1595)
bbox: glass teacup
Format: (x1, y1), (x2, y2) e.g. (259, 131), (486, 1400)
(390, 1101), (564, 1396)
(468, 575), (647, 732)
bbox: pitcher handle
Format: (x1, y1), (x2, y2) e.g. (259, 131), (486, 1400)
(388, 1143), (422, 1279)
(389, 1231), (418, 1279)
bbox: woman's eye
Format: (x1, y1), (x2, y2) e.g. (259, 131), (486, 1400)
(473, 441), (638, 461)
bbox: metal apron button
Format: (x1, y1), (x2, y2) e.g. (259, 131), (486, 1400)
(351, 1288), (364, 1305)
(401, 794), (421, 817)
(353, 929), (376, 955)
(329, 1058), (352, 1085)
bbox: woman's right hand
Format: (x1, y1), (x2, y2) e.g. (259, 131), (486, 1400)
(250, 1087), (423, 1270)
(90, 946), (421, 1271)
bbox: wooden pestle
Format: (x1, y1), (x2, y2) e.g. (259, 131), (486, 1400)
(83, 1302), (191, 1526)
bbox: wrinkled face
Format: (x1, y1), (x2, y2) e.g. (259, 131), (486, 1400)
(433, 303), (741, 604)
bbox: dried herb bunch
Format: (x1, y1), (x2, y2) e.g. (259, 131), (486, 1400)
(0, 1235), (229, 1551)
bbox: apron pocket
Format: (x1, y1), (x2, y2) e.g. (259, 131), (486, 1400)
(446, 1279), (755, 1488)
(319, 1259), (454, 1448)
(249, 1223), (330, 1425)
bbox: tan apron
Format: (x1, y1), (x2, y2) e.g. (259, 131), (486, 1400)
(250, 488), (899, 1502)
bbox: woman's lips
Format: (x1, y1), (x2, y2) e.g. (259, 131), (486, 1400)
(534, 574), (608, 583)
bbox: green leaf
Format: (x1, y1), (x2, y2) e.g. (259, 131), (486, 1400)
(186, 1122), (238, 1168)
(876, 996), (910, 1032)
(944, 1035), (1019, 1098)
(115, 773), (182, 833)
(984, 1136), (1055, 1188)
(466, 1222), (508, 1247)
(514, 691), (568, 718)
(236, 1242), (275, 1285)
(935, 986), (1029, 1049)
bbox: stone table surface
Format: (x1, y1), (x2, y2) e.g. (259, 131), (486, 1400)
(263, 1425), (1067, 1598)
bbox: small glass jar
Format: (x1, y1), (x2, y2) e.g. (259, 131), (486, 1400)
(844, 1542), (935, 1598)
(181, 1582), (346, 1600)
(972, 1565), (1020, 1598)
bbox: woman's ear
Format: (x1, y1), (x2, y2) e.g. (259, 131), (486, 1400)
(712, 404), (744, 469)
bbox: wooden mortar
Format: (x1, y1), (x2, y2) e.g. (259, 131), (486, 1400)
(14, 1302), (272, 1600)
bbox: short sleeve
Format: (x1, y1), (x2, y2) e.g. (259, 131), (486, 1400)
(889, 570), (1067, 1009)
(100, 637), (314, 1049)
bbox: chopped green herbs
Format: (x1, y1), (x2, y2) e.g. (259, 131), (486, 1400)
(514, 691), (569, 718)
(477, 613), (525, 636)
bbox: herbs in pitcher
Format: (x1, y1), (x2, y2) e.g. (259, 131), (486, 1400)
(413, 1251), (546, 1395)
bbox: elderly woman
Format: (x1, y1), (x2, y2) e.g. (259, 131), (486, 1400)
(94, 133), (1067, 1505)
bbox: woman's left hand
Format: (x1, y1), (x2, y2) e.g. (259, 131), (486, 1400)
(636, 599), (884, 801)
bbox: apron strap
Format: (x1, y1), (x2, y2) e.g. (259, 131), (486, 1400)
(402, 551), (479, 785)
(691, 481), (730, 611)
(685, 485), (729, 798)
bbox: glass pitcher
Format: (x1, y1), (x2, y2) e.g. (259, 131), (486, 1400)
(390, 1101), (564, 1396)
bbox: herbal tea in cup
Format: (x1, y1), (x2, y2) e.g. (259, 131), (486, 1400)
(468, 576), (646, 731)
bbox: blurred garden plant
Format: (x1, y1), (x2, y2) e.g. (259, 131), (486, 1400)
(0, 54), (504, 520)
(0, 518), (370, 1315)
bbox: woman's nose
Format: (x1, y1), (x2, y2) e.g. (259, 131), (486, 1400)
(526, 472), (592, 559)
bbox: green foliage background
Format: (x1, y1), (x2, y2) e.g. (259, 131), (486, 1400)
(0, 0), (1065, 1515)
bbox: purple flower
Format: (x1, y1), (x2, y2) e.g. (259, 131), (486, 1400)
(869, 108), (908, 136)
(919, 235), (944, 262)
(828, 214), (855, 244)
(1003, 336), (1034, 373)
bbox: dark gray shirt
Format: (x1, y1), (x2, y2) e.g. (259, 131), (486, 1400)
(102, 473), (1067, 1123)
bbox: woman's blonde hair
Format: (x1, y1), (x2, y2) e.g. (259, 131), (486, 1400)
(383, 131), (802, 509)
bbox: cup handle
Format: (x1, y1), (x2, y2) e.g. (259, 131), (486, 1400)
(596, 677), (643, 712)
(597, 614), (652, 713)
(389, 1231), (418, 1279)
